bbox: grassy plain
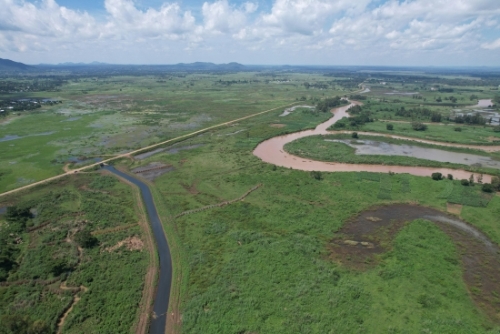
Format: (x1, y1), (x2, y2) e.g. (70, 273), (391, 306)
(0, 72), (343, 193)
(117, 101), (500, 333)
(2, 69), (500, 333)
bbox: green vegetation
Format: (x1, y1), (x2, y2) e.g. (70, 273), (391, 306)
(0, 174), (149, 333)
(3, 68), (500, 333)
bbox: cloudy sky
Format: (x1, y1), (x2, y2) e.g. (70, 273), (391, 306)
(1, 0), (500, 66)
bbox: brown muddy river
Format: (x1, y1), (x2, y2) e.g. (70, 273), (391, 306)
(253, 102), (495, 182)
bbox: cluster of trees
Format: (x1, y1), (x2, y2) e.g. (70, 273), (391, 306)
(393, 107), (444, 122)
(0, 206), (32, 281)
(304, 82), (329, 89)
(436, 96), (458, 103)
(316, 96), (345, 113)
(333, 106), (374, 128)
(0, 78), (66, 93)
(412, 122), (428, 131)
(0, 314), (50, 334)
(349, 94), (367, 100)
(452, 113), (486, 125)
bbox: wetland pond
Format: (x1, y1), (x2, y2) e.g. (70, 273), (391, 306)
(325, 139), (500, 169)
(333, 204), (500, 321)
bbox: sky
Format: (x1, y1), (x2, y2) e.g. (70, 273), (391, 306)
(1, 0), (500, 66)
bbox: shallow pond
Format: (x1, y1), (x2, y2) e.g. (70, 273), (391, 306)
(0, 131), (56, 143)
(326, 139), (500, 169)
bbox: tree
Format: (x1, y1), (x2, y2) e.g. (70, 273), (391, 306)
(351, 132), (358, 139)
(74, 229), (98, 248)
(447, 174), (453, 180)
(461, 179), (470, 186)
(430, 112), (442, 122)
(412, 122), (427, 131)
(431, 172), (443, 181)
(5, 206), (32, 233)
(469, 174), (475, 186)
(482, 183), (493, 193)
(492, 176), (500, 191)
(386, 124), (393, 130)
(310, 171), (323, 181)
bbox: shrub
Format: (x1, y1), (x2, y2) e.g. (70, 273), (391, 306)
(430, 112), (442, 122)
(412, 122), (427, 131)
(447, 174), (453, 180)
(351, 132), (358, 139)
(492, 176), (500, 191)
(386, 124), (393, 130)
(431, 172), (443, 181)
(493, 126), (500, 133)
(74, 229), (98, 248)
(310, 171), (323, 180)
(482, 183), (493, 193)
(461, 179), (470, 186)
(454, 127), (462, 132)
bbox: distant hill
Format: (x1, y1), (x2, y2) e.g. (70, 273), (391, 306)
(0, 58), (31, 71)
(173, 62), (245, 70)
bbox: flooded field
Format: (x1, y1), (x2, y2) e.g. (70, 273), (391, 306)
(325, 139), (500, 169)
(0, 131), (55, 142)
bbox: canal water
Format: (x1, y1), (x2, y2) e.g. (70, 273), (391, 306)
(103, 166), (172, 334)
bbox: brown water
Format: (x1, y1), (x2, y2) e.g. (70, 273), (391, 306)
(253, 102), (495, 182)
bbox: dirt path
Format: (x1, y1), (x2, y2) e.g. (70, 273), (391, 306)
(0, 102), (299, 199)
(56, 234), (86, 333)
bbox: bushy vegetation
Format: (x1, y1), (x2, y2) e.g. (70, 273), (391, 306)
(316, 96), (345, 113)
(0, 174), (149, 333)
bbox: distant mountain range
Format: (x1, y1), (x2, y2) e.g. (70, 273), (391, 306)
(0, 58), (31, 71)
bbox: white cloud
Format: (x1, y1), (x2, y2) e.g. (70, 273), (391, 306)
(0, 0), (499, 65)
(201, 0), (247, 34)
(104, 0), (197, 39)
(482, 38), (500, 49)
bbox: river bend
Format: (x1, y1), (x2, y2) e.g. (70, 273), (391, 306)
(253, 102), (495, 183)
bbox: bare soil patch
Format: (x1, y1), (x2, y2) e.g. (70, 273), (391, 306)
(270, 123), (286, 128)
(447, 203), (463, 216)
(106, 236), (144, 252)
(329, 204), (500, 323)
